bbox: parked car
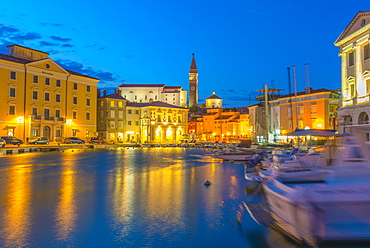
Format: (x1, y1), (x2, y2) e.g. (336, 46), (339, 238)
(63, 137), (85, 144)
(0, 138), (5, 147)
(87, 137), (105, 143)
(1, 136), (23, 145)
(28, 137), (49, 145)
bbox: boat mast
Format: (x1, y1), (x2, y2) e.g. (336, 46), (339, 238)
(264, 84), (269, 143)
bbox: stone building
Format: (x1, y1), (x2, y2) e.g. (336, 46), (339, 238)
(334, 10), (370, 133)
(0, 44), (99, 142)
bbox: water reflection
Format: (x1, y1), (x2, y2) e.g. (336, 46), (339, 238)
(54, 163), (77, 242)
(2, 165), (32, 247)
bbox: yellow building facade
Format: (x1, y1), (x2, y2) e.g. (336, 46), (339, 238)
(97, 91), (189, 144)
(0, 45), (99, 142)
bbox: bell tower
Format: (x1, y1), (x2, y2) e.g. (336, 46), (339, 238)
(188, 53), (198, 107)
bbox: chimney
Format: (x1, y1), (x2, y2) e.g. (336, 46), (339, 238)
(305, 87), (312, 94)
(97, 89), (101, 97)
(103, 90), (107, 96)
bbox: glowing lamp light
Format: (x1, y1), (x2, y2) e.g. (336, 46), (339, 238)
(304, 126), (310, 130)
(317, 123), (323, 128)
(151, 121), (155, 125)
(66, 119), (72, 124)
(16, 116), (24, 123)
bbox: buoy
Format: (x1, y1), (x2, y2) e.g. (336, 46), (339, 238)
(72, 150), (74, 152)
(204, 180), (212, 186)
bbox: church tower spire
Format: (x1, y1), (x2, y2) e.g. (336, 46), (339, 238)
(189, 53), (198, 107)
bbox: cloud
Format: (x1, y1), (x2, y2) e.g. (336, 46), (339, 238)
(11, 32), (42, 42)
(39, 41), (57, 46)
(56, 59), (119, 82)
(50, 35), (71, 42)
(0, 24), (19, 36)
(86, 44), (107, 51)
(61, 44), (73, 48)
(40, 22), (64, 28)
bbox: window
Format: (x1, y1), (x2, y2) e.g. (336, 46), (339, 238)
(365, 44), (370, 60)
(299, 120), (304, 129)
(110, 110), (115, 118)
(33, 75), (38, 83)
(32, 91), (38, 100)
(9, 105), (15, 115)
(135, 95), (137, 100)
(299, 106), (304, 115)
(288, 108), (292, 116)
(73, 96), (77, 104)
(110, 101), (115, 107)
(155, 95), (158, 100)
(350, 83), (356, 98)
(348, 51), (355, 67)
(32, 129), (39, 137)
(110, 121), (115, 128)
(100, 101), (104, 107)
(129, 91), (133, 93)
(55, 109), (60, 117)
(86, 112), (90, 120)
(56, 80), (61, 87)
(32, 107), (37, 116)
(56, 130), (61, 137)
(118, 121), (123, 128)
(86, 98), (91, 106)
(10, 71), (16, 80)
(118, 102), (123, 107)
(128, 121), (132, 125)
(72, 111), (77, 119)
(288, 120), (292, 129)
(128, 110), (132, 114)
(135, 110), (139, 114)
(135, 121), (139, 126)
(311, 105), (317, 115)
(87, 85), (90, 92)
(9, 88), (15, 97)
(45, 92), (50, 101)
(119, 111), (123, 118)
(73, 83), (77, 90)
(45, 78), (50, 85)
(44, 109), (50, 117)
(149, 91), (153, 93)
(56, 94), (61, 102)
(145, 95), (147, 100)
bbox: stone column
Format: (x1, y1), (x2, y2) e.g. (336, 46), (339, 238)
(355, 45), (365, 97)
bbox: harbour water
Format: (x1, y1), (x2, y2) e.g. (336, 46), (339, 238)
(0, 147), (308, 247)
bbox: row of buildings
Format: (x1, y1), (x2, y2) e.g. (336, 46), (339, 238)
(1, 10), (369, 144)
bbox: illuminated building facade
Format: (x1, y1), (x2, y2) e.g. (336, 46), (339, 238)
(191, 108), (252, 142)
(273, 88), (340, 142)
(0, 44), (99, 142)
(334, 11), (370, 133)
(118, 83), (187, 108)
(97, 91), (189, 143)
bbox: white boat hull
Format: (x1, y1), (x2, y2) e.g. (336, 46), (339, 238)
(263, 178), (370, 246)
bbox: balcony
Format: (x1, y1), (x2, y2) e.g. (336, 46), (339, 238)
(31, 115), (66, 122)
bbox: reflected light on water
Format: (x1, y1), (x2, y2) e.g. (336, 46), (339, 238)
(3, 165), (32, 247)
(54, 154), (77, 241)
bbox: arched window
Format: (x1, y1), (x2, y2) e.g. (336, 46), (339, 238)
(129, 91), (133, 93)
(149, 91), (153, 93)
(358, 112), (369, 124)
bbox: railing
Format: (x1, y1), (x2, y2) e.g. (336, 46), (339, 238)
(31, 116), (66, 122)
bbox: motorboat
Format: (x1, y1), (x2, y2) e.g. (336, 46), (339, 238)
(245, 125), (370, 246)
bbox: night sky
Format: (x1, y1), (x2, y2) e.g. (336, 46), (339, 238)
(0, 1), (368, 107)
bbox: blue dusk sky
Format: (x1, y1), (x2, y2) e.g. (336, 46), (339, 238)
(0, 1), (368, 107)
